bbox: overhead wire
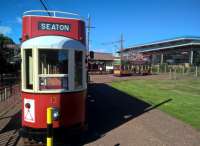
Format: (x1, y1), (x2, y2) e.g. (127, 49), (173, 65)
(39, 0), (51, 16)
(43, 0), (52, 10)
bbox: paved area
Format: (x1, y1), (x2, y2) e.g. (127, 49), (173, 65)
(1, 74), (200, 146)
(89, 74), (170, 83)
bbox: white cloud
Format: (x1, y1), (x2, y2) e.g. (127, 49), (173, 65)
(16, 17), (22, 24)
(0, 26), (12, 34)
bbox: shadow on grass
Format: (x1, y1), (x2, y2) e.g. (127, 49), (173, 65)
(83, 83), (172, 144)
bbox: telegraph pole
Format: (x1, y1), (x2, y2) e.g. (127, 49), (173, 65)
(86, 14), (95, 82)
(120, 33), (124, 63)
(86, 14), (95, 54)
(87, 14), (91, 54)
(86, 14), (95, 53)
(120, 33), (124, 51)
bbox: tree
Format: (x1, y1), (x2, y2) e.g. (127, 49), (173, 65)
(0, 34), (17, 85)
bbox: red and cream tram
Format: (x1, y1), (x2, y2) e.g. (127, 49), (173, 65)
(20, 10), (87, 138)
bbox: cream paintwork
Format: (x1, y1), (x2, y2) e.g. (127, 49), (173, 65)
(21, 36), (87, 93)
(21, 36), (86, 50)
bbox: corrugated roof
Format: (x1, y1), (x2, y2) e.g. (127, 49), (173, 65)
(123, 36), (200, 53)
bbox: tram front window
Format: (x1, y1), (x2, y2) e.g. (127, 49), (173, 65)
(38, 49), (68, 90)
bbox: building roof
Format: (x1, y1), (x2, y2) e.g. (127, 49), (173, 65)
(93, 52), (115, 61)
(3, 44), (18, 49)
(123, 36), (200, 53)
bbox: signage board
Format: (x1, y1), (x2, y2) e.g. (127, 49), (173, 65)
(38, 22), (71, 32)
(22, 16), (86, 44)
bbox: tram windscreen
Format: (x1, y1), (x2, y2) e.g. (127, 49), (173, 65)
(38, 49), (68, 90)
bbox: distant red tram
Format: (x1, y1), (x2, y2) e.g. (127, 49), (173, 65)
(20, 10), (87, 138)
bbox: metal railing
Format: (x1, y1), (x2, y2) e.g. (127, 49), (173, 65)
(23, 10), (85, 20)
(0, 84), (20, 102)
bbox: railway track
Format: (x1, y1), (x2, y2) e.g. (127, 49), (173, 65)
(0, 129), (19, 146)
(0, 96), (44, 146)
(17, 138), (45, 146)
(17, 137), (76, 146)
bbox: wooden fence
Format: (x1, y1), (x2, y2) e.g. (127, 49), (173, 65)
(151, 65), (200, 78)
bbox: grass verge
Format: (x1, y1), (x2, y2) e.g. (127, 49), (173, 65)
(111, 76), (200, 130)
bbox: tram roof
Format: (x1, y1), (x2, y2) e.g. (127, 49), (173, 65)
(21, 36), (86, 50)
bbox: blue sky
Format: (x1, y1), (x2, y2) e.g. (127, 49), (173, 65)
(0, 0), (199, 53)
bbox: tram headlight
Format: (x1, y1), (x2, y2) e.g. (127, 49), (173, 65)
(52, 107), (60, 121)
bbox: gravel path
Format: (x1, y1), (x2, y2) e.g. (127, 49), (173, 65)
(89, 74), (170, 83)
(86, 110), (200, 146)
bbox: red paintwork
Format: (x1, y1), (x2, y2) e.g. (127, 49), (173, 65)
(22, 16), (86, 44)
(21, 91), (86, 129)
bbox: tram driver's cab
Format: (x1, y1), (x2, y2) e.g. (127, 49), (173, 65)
(21, 36), (87, 94)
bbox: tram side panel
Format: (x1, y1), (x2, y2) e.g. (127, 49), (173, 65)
(22, 91), (86, 129)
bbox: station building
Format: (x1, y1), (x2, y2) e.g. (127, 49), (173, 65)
(88, 52), (115, 73)
(121, 37), (200, 66)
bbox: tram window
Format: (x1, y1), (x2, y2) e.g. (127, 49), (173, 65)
(38, 50), (68, 90)
(25, 49), (33, 89)
(39, 50), (68, 74)
(39, 76), (68, 90)
(75, 51), (83, 89)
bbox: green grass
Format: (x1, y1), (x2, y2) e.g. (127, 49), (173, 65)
(111, 77), (200, 130)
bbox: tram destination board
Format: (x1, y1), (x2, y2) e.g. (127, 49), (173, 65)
(38, 22), (71, 32)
